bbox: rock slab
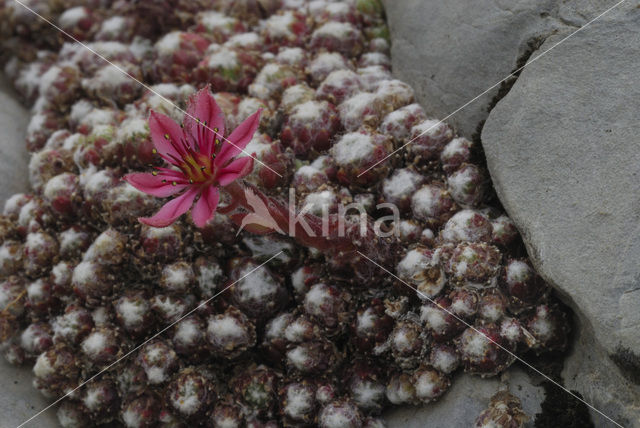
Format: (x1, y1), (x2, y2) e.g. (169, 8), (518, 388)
(385, 0), (640, 425)
(481, 10), (640, 427)
(385, 368), (544, 427)
(383, 0), (629, 138)
(0, 76), (56, 427)
(0, 74), (30, 204)
(0, 359), (57, 427)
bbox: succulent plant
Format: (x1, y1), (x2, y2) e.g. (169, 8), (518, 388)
(81, 378), (119, 423)
(388, 315), (427, 370)
(121, 393), (159, 428)
(303, 282), (351, 336)
(278, 379), (317, 425)
(20, 321), (53, 357)
(281, 100), (340, 157)
(171, 314), (207, 358)
(456, 325), (515, 377)
(227, 258), (288, 320)
(502, 259), (548, 309)
(71, 261), (115, 307)
(81, 326), (121, 366)
(208, 399), (245, 427)
(396, 246), (446, 299)
(381, 168), (424, 214)
(429, 343), (460, 374)
(113, 359), (146, 398)
(249, 62), (299, 101)
(524, 304), (569, 353)
(56, 400), (89, 428)
(206, 306), (256, 359)
(490, 215), (519, 247)
(441, 137), (474, 175)
(317, 69), (364, 105)
(359, 52), (390, 69)
(405, 119), (453, 166)
(195, 46), (264, 93)
(338, 92), (386, 132)
(0, 3), (575, 427)
(310, 22), (364, 57)
(33, 344), (80, 398)
(474, 390), (528, 428)
(308, 51), (352, 86)
(52, 303), (93, 345)
(193, 10), (247, 43)
(167, 367), (216, 419)
(261, 10), (311, 52)
(412, 365), (450, 403)
(318, 399), (364, 428)
(286, 339), (341, 375)
(352, 298), (394, 354)
(346, 359), (387, 414)
(331, 130), (392, 187)
(444, 242), (502, 288)
(232, 364), (280, 417)
(149, 31), (210, 84)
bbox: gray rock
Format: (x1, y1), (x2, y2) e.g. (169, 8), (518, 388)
(0, 74), (30, 205)
(0, 359), (57, 427)
(385, 367), (545, 427)
(383, 0), (629, 138)
(0, 76), (57, 427)
(481, 10), (640, 427)
(564, 321), (640, 428)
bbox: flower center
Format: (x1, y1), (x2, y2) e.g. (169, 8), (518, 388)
(180, 151), (215, 185)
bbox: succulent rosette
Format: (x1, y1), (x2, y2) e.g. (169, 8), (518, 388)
(0, 1), (578, 427)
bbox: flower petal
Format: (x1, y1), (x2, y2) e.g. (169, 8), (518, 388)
(154, 167), (192, 180)
(138, 187), (199, 228)
(149, 111), (186, 164)
(184, 88), (225, 157)
(124, 172), (187, 197)
(191, 186), (220, 228)
(215, 109), (262, 167)
(217, 156), (254, 186)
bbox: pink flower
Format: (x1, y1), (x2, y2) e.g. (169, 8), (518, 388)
(124, 88), (261, 228)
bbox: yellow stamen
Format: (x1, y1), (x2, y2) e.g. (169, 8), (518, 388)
(178, 150), (214, 185)
(0, 290), (26, 317)
(164, 133), (170, 140)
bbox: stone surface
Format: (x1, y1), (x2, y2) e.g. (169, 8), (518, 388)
(383, 0), (629, 138)
(0, 74), (30, 203)
(385, 367), (545, 427)
(481, 10), (640, 427)
(0, 359), (57, 427)
(0, 76), (57, 428)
